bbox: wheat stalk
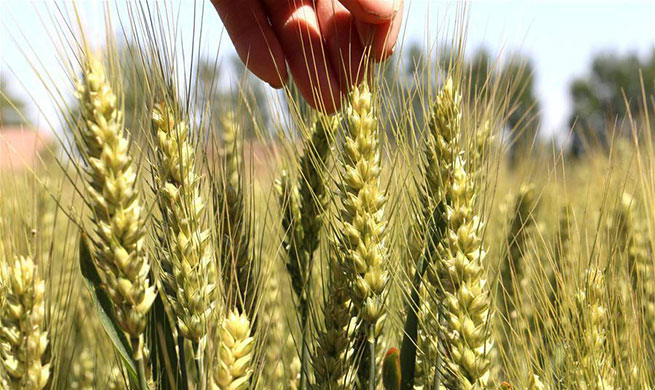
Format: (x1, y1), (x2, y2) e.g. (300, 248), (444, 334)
(0, 255), (50, 390)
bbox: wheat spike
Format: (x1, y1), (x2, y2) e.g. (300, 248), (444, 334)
(313, 254), (354, 390)
(336, 83), (388, 331)
(619, 194), (655, 344)
(69, 348), (95, 390)
(435, 157), (494, 390)
(0, 255), (50, 390)
(152, 102), (215, 345)
(259, 270), (285, 389)
(106, 367), (128, 390)
(575, 267), (615, 389)
(527, 374), (546, 390)
(419, 79), (495, 389)
(277, 115), (336, 305)
(217, 113), (254, 317)
(74, 56), (155, 353)
(331, 83), (389, 388)
(498, 184), (538, 343)
(212, 310), (254, 390)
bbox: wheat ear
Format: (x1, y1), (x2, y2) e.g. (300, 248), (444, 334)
(107, 367), (128, 390)
(412, 76), (464, 388)
(278, 115), (336, 303)
(152, 102), (215, 347)
(74, 56), (155, 357)
(69, 348), (95, 390)
(212, 310), (254, 390)
(619, 194), (655, 344)
(0, 255), (50, 390)
(217, 114), (254, 317)
(276, 115), (337, 389)
(313, 253), (354, 390)
(527, 374), (546, 390)
(498, 183), (537, 341)
(423, 79), (495, 389)
(333, 83), (388, 387)
(575, 267), (615, 389)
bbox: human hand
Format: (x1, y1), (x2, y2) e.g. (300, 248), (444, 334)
(210, 0), (403, 113)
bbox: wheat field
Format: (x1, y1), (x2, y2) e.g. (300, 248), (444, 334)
(0, 3), (654, 390)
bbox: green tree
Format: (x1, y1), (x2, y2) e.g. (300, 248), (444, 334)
(464, 49), (541, 161)
(0, 75), (27, 127)
(569, 49), (655, 154)
(379, 43), (541, 159)
(501, 56), (540, 160)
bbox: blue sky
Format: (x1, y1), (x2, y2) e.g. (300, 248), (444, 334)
(1, 0), (654, 137)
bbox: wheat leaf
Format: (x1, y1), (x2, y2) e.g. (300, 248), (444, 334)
(78, 232), (140, 387)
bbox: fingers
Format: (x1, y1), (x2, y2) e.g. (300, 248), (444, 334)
(338, 0), (397, 24)
(316, 0), (365, 94)
(263, 0), (341, 113)
(210, 0), (288, 88)
(356, 0), (403, 61)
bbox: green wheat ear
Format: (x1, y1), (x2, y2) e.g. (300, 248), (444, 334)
(217, 113), (254, 317)
(277, 115), (337, 305)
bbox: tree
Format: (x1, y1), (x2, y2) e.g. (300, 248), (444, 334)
(569, 49), (655, 154)
(500, 56), (540, 160)
(377, 43), (541, 159)
(0, 75), (28, 127)
(464, 49), (541, 161)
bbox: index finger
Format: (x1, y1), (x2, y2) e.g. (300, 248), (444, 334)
(210, 0), (288, 88)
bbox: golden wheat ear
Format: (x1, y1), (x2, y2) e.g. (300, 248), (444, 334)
(0, 255), (50, 390)
(151, 102), (215, 351)
(211, 310), (255, 390)
(72, 55), (155, 390)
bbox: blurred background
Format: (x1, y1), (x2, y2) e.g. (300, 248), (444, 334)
(1, 0), (654, 165)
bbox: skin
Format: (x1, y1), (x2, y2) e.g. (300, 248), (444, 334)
(210, 0), (403, 113)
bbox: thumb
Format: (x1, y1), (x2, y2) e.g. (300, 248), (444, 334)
(338, 0), (399, 24)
